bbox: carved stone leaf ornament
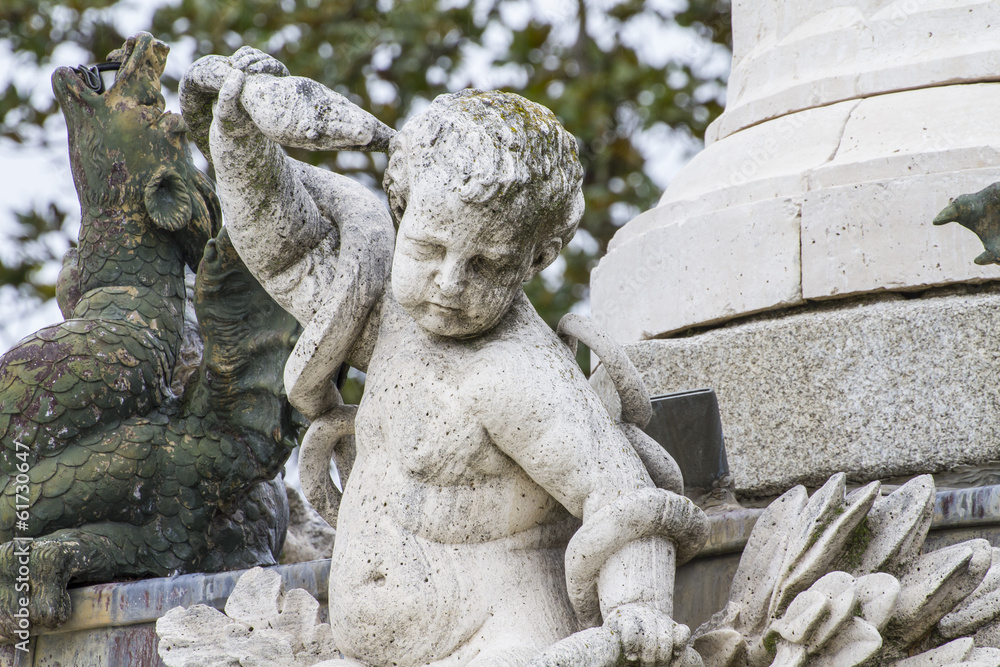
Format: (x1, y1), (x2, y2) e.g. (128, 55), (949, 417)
(692, 474), (1000, 667)
(157, 567), (338, 667)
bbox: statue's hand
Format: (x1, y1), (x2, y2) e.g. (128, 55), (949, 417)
(182, 47), (289, 157)
(605, 604), (697, 667)
(214, 69), (259, 138)
(229, 46), (289, 77)
(213, 47), (291, 139)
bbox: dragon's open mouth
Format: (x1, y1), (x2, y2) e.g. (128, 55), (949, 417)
(54, 32), (168, 114)
(71, 62), (122, 95)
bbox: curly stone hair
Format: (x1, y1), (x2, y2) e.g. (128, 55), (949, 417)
(383, 89), (584, 259)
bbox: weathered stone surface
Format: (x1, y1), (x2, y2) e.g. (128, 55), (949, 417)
(673, 484), (1000, 634)
(66, 559), (330, 634)
(593, 197), (804, 342)
(33, 625), (164, 667)
(157, 567), (338, 667)
(10, 487), (1000, 665)
(801, 168), (1000, 299)
(712, 0), (1000, 142)
(594, 83), (1000, 342)
(652, 101), (857, 218)
(594, 287), (1000, 497)
(811, 84), (1000, 189)
(178, 45), (710, 667)
(280, 482), (337, 565)
(692, 475), (1000, 667)
(0, 560), (329, 667)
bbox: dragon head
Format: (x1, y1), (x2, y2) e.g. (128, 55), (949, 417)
(933, 183), (1000, 266)
(52, 32), (220, 270)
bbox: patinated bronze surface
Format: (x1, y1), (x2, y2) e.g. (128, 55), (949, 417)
(0, 33), (301, 636)
(934, 182), (1000, 265)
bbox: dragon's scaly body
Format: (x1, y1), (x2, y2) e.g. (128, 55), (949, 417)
(0, 34), (299, 636)
(0, 33), (217, 466)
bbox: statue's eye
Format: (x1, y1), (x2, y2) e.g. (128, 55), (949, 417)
(470, 255), (493, 275)
(406, 238), (438, 259)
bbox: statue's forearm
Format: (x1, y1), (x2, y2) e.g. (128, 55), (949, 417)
(566, 488), (709, 627)
(208, 119), (336, 326)
(210, 122), (327, 278)
(597, 536), (676, 617)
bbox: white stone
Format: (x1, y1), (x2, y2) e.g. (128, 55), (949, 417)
(595, 83), (1000, 341)
(223, 566), (283, 628)
(812, 84), (1000, 189)
(855, 476), (934, 576)
(592, 197), (803, 342)
(712, 0), (1000, 141)
(940, 548), (1000, 640)
(892, 638), (976, 667)
(156, 567), (338, 667)
(654, 101), (856, 215)
(892, 540), (993, 648)
(156, 605), (244, 667)
(692, 476), (1000, 667)
(801, 168), (1000, 299)
(172, 48), (710, 667)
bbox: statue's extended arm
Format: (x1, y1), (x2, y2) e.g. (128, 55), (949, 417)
(181, 49), (395, 416)
(467, 347), (707, 666)
(207, 64), (338, 325)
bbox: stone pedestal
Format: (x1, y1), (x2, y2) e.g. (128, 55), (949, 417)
(0, 561), (329, 667)
(591, 0), (1000, 497)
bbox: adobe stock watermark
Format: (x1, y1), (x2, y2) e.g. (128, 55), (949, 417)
(10, 439), (33, 653)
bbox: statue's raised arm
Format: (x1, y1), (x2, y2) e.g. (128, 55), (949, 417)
(180, 48), (395, 418)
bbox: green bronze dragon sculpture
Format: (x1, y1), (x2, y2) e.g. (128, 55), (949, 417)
(0, 33), (301, 636)
(934, 182), (1000, 266)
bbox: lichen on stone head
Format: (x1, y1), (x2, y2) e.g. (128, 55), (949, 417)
(384, 89), (584, 262)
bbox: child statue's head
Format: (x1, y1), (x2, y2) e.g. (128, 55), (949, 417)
(383, 89), (584, 339)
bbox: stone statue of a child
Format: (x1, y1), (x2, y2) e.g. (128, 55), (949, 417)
(185, 47), (707, 667)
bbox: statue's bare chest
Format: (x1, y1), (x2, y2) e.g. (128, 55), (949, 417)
(356, 327), (511, 484)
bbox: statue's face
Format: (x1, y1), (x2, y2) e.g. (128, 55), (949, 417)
(391, 172), (534, 339)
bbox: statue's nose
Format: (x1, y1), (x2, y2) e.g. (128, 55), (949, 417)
(434, 257), (466, 297)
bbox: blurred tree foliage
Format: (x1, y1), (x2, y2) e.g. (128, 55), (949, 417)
(0, 0), (730, 366)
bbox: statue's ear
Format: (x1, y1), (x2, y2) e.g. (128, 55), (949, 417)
(527, 238), (563, 279)
(144, 166), (193, 231)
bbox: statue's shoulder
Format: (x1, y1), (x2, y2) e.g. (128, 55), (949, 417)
(464, 302), (581, 399)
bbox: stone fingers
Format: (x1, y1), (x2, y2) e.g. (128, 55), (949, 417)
(607, 605), (690, 667)
(230, 46), (289, 77)
(215, 70), (255, 137)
